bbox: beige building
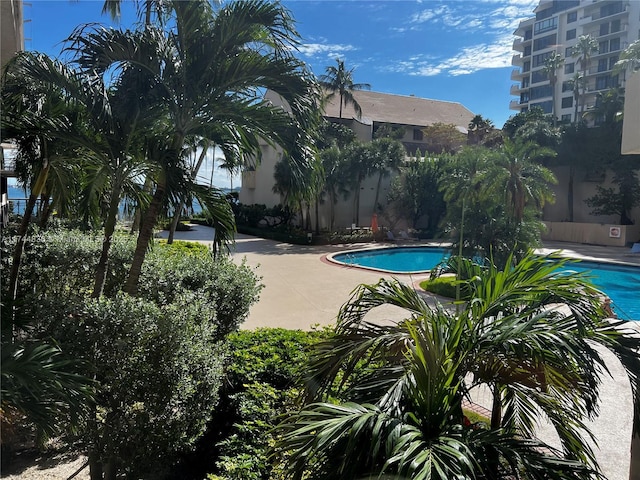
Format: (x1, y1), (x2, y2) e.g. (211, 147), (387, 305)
(239, 90), (475, 231)
(511, 0), (640, 122)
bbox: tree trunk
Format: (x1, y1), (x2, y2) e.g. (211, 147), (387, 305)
(373, 172), (383, 215)
(568, 165), (574, 222)
(167, 141), (210, 244)
(7, 160), (50, 341)
(92, 185), (123, 298)
(314, 196), (320, 235)
(167, 206), (181, 244)
(124, 184), (165, 296)
(631, 421), (640, 480)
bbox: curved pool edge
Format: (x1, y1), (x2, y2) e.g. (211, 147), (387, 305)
(326, 243), (448, 275)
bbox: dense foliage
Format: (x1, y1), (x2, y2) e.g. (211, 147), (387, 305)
(275, 253), (640, 480)
(0, 229), (262, 477)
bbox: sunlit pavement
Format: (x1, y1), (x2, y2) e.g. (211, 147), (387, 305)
(157, 225), (639, 480)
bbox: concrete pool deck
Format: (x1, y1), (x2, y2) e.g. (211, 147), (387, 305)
(157, 225), (639, 480)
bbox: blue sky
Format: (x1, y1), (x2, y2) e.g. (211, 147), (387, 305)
(23, 0), (539, 186)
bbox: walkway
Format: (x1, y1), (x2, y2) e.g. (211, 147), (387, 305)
(158, 225), (639, 480)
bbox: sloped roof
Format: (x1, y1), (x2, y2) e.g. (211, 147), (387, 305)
(322, 90), (475, 131)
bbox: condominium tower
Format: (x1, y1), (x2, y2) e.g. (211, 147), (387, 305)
(510, 0), (640, 123)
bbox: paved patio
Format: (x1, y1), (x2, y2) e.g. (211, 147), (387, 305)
(158, 225), (639, 480)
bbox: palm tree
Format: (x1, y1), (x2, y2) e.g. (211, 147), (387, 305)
(568, 71), (585, 124)
(467, 114), (495, 145)
(275, 253), (640, 480)
(614, 39), (640, 73)
(542, 52), (564, 126)
(485, 138), (556, 224)
(320, 58), (371, 119)
(369, 137), (405, 215)
(73, 0), (320, 295)
(572, 35), (599, 116)
(343, 142), (374, 226)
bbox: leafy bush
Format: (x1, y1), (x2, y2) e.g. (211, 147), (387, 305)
(48, 294), (226, 478)
(1, 229), (263, 478)
(199, 328), (329, 480)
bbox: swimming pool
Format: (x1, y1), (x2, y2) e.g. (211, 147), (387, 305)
(330, 246), (640, 320)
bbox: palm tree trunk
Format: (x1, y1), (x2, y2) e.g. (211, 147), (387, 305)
(124, 184), (165, 296)
(631, 424), (640, 480)
(92, 185), (123, 298)
(167, 141), (209, 244)
(373, 172), (383, 215)
(167, 206), (182, 244)
(314, 196), (320, 235)
(7, 160), (49, 341)
(568, 165), (574, 222)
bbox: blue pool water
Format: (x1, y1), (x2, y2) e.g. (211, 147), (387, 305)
(331, 246), (640, 320)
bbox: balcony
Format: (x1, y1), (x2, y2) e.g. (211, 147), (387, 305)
(509, 100), (526, 110)
(511, 54), (523, 66)
(511, 68), (525, 80)
(510, 84), (526, 95)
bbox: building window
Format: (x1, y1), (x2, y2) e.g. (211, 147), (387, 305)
(530, 85), (552, 100)
(561, 113), (572, 122)
(523, 61), (531, 72)
(531, 69), (549, 84)
(531, 100), (553, 114)
(561, 96), (573, 108)
(532, 52), (551, 68)
(567, 11), (577, 23)
(600, 23), (610, 36)
(566, 29), (576, 40)
(534, 17), (558, 34)
(522, 77), (530, 88)
(524, 29), (533, 40)
(599, 40), (609, 54)
(562, 80), (573, 92)
(524, 45), (532, 56)
(413, 129), (424, 141)
(598, 59), (608, 72)
(609, 55), (619, 70)
(565, 47), (573, 57)
(600, 1), (623, 18)
(610, 37), (620, 52)
(533, 34), (557, 52)
(564, 63), (575, 74)
(611, 19), (621, 33)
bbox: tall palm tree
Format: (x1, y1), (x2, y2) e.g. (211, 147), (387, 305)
(319, 58), (371, 119)
(343, 141), (373, 226)
(275, 253), (640, 480)
(485, 138), (556, 224)
(368, 137), (405, 215)
(542, 52), (564, 126)
(73, 0), (320, 295)
(572, 35), (599, 116)
(568, 71), (585, 124)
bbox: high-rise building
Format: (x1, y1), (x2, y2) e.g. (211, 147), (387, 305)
(510, 0), (640, 124)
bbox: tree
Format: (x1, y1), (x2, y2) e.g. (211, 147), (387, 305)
(319, 58), (370, 119)
(422, 122), (466, 154)
(585, 157), (640, 225)
(542, 52), (565, 127)
(572, 35), (599, 116)
(342, 142), (373, 226)
(467, 114), (500, 146)
(368, 137), (405, 215)
(275, 253), (640, 479)
(568, 72), (586, 124)
(386, 151), (447, 234)
(615, 39), (640, 73)
(71, 0), (320, 295)
(485, 138), (556, 224)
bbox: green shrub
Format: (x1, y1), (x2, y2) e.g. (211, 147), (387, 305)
(420, 275), (458, 298)
(202, 328), (329, 480)
(48, 294), (226, 478)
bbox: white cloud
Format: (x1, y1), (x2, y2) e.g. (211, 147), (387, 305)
(388, 0), (538, 77)
(298, 42), (357, 59)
